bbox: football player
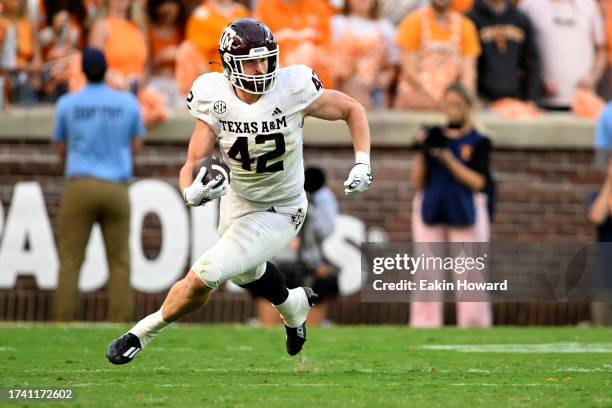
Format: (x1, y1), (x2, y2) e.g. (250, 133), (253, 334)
(107, 18), (371, 364)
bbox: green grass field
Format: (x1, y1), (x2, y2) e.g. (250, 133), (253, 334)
(1, 324), (611, 407)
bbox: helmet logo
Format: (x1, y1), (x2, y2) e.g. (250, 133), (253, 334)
(220, 27), (237, 51)
(213, 101), (227, 115)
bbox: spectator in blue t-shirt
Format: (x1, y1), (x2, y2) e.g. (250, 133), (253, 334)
(587, 153), (612, 325)
(52, 48), (145, 322)
(595, 102), (612, 151)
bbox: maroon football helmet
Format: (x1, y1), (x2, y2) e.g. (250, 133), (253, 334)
(218, 18), (279, 94)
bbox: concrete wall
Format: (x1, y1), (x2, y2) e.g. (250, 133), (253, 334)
(0, 110), (603, 324)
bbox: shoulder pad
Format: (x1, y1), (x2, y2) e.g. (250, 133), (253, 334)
(281, 65), (313, 95)
(190, 72), (226, 103)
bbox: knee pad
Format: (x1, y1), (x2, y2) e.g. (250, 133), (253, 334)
(230, 263), (266, 286)
(191, 256), (224, 289)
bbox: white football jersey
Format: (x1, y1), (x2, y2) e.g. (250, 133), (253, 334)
(187, 65), (324, 207)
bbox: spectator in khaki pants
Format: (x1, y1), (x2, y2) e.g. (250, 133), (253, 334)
(53, 48), (144, 322)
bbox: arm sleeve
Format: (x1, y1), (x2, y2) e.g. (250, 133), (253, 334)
(186, 75), (222, 134)
(53, 99), (67, 143)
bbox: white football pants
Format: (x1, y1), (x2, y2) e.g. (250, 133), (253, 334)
(191, 189), (307, 288)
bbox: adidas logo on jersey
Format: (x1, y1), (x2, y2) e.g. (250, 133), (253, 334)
(272, 107), (282, 116)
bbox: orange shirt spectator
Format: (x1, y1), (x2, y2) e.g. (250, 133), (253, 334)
(599, 0), (612, 100)
(149, 26), (181, 72)
(394, 3), (480, 109)
(185, 0), (248, 73)
(1, 0), (43, 105)
(603, 0), (612, 66)
(147, 0), (185, 76)
(90, 0), (148, 83)
(89, 0), (167, 126)
(0, 15), (15, 69)
(14, 17), (35, 67)
(396, 7), (480, 57)
(147, 0), (186, 109)
(2, 0), (42, 69)
(102, 16), (147, 78)
(452, 0), (474, 13)
(331, 0), (399, 108)
(254, 0), (336, 88)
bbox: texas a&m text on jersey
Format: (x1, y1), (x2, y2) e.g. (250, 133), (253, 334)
(187, 65), (324, 207)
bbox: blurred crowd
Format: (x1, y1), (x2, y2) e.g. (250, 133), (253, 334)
(1, 0), (612, 125)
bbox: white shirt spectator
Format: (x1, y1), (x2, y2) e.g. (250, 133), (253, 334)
(379, 0), (428, 25)
(519, 0), (605, 107)
(332, 14), (399, 65)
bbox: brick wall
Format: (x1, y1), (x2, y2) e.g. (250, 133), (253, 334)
(0, 140), (603, 324)
(306, 147), (601, 244)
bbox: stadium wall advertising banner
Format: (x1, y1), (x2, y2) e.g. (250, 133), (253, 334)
(0, 181), (375, 295)
(1, 181), (609, 305)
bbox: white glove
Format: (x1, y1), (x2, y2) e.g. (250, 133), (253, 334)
(183, 167), (229, 207)
(344, 162), (372, 195)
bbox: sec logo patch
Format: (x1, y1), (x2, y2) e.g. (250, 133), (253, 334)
(214, 101), (227, 115)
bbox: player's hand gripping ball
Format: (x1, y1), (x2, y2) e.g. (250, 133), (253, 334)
(183, 157), (231, 206)
(193, 156), (231, 188)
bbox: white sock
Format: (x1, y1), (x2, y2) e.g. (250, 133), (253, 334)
(275, 288), (308, 328)
(129, 309), (169, 347)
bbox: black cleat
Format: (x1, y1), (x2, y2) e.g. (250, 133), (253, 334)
(285, 287), (318, 356)
(106, 333), (142, 365)
(303, 287), (318, 307)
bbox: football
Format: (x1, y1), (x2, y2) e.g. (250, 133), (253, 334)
(193, 156), (231, 189)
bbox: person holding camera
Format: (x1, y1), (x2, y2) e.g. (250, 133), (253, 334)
(410, 82), (493, 328)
